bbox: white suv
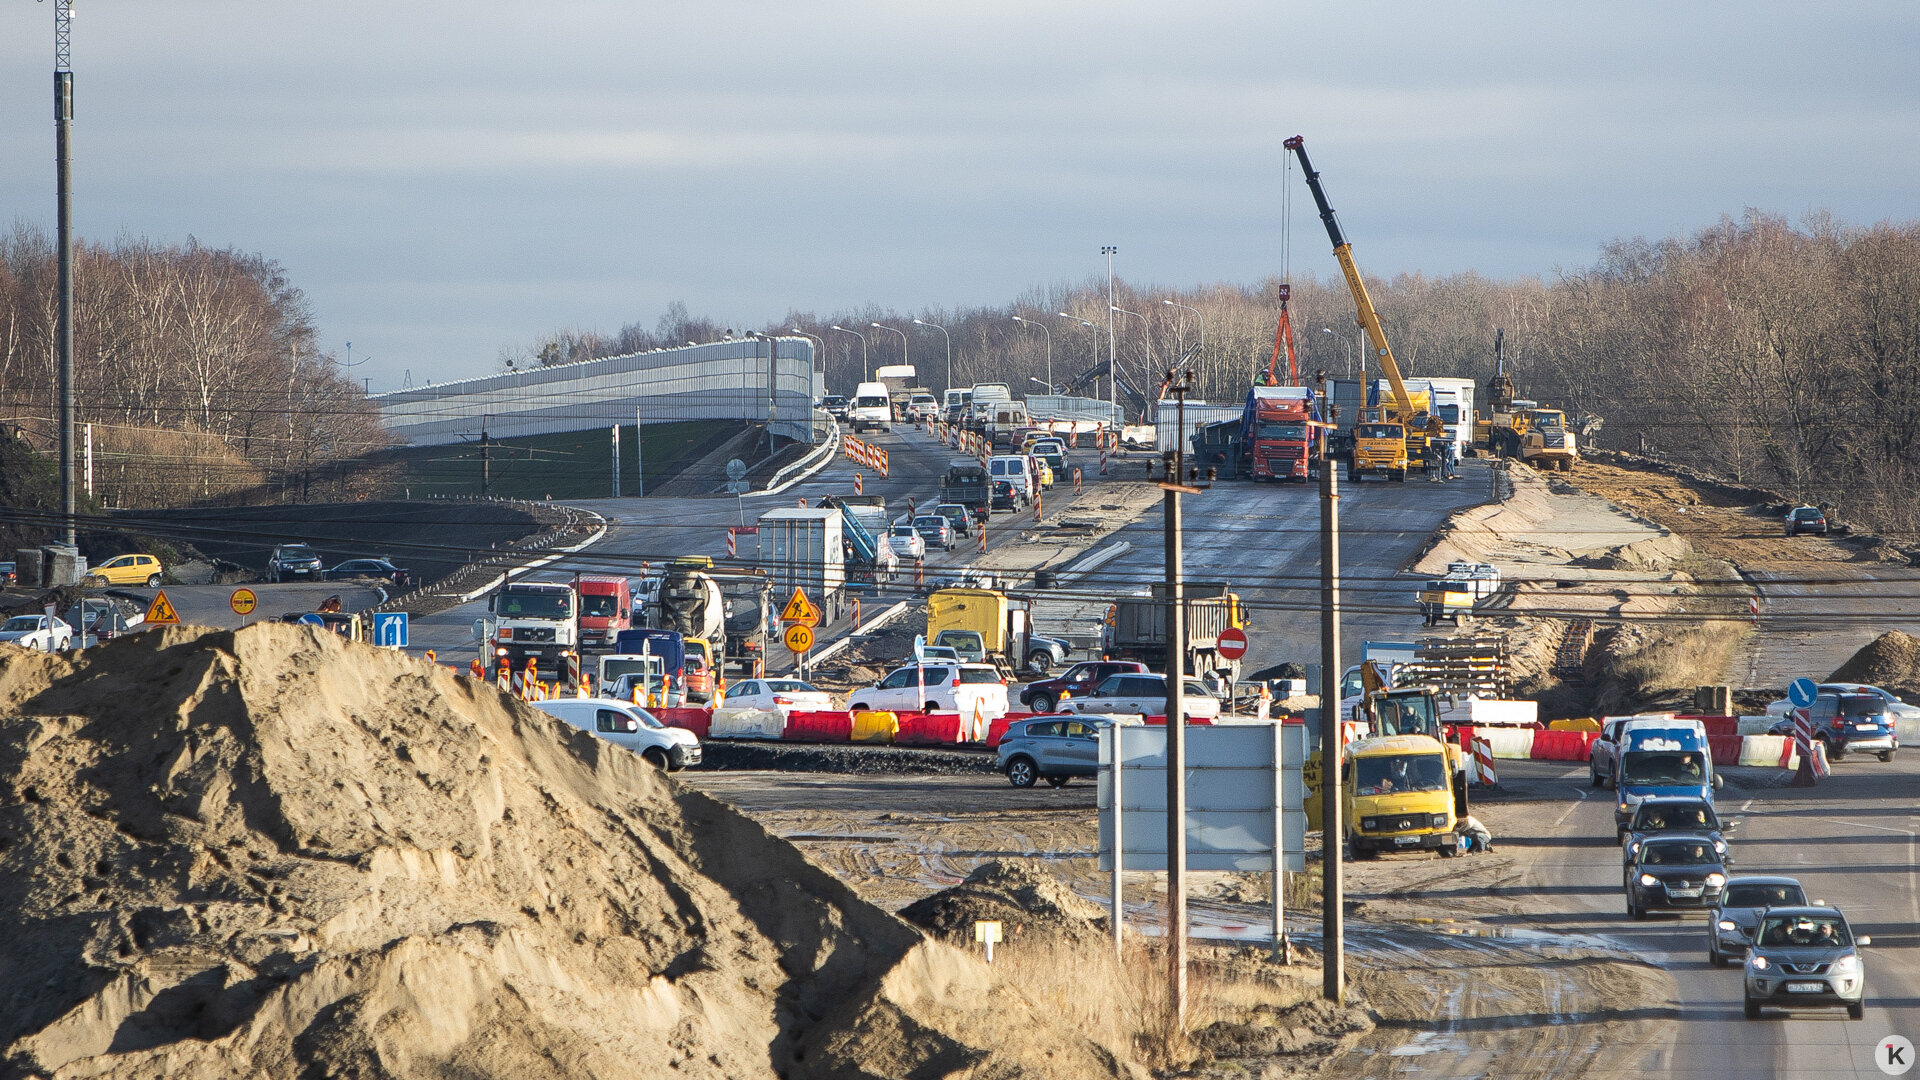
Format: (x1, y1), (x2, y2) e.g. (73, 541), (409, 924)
(531, 697), (702, 770)
(848, 662), (1009, 717)
(1061, 672), (1221, 721)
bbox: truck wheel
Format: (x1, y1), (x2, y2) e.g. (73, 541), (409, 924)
(1030, 693), (1057, 714)
(1437, 842), (1459, 858)
(642, 748), (670, 770)
(1026, 651), (1052, 675)
(1744, 996), (1761, 1020)
(1878, 750), (1894, 762)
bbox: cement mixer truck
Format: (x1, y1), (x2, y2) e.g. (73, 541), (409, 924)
(648, 557), (726, 644)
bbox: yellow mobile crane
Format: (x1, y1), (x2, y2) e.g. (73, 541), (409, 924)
(1284, 136), (1432, 482)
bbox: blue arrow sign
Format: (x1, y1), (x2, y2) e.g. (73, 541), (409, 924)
(1788, 677), (1819, 708)
(371, 611), (409, 649)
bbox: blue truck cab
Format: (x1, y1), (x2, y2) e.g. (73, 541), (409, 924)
(614, 629), (685, 687)
(1614, 717), (1721, 840)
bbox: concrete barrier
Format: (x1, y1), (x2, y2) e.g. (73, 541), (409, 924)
(1899, 718), (1920, 745)
(654, 707), (712, 739)
(1478, 727), (1536, 759)
(708, 707), (784, 740)
(782, 710), (853, 743)
(1737, 715), (1776, 736)
(1740, 734), (1792, 767)
(1707, 734), (1744, 766)
(850, 710), (899, 744)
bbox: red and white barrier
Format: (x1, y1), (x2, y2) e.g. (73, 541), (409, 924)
(1472, 736), (1497, 786)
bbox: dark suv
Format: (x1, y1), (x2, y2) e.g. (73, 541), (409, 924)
(1770, 693), (1898, 762)
(1621, 797), (1730, 878)
(1625, 835), (1728, 919)
(1019, 660), (1147, 714)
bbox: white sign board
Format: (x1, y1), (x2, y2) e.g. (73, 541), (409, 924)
(1097, 721), (1307, 873)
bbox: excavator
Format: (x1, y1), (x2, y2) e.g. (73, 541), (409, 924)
(1477, 328), (1597, 471)
(1283, 136), (1434, 482)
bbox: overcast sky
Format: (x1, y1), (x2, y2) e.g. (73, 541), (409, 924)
(2, 2), (1915, 389)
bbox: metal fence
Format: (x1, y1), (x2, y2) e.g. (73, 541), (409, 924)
(376, 338), (821, 447)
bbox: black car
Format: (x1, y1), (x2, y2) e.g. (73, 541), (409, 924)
(1621, 798), (1730, 874)
(820, 395), (849, 419)
(1784, 505), (1828, 536)
(324, 559), (413, 589)
(1626, 835), (1728, 919)
(267, 543), (325, 582)
(990, 479), (1019, 510)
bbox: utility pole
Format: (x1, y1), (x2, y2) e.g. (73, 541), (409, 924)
(1103, 247), (1119, 430)
(480, 418), (491, 497)
(610, 424), (621, 498)
(635, 405), (645, 498)
(54, 0), (76, 551)
(1316, 371), (1345, 1004)
(1160, 366), (1200, 1030)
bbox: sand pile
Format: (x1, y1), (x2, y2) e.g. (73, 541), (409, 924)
(1830, 630), (1920, 696)
(899, 860), (1110, 947)
(0, 624), (1132, 1079)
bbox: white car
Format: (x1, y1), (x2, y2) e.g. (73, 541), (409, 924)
(1061, 672), (1221, 721)
(847, 662), (1009, 718)
(724, 678), (836, 714)
(1765, 683), (1920, 721)
(0, 615), (74, 651)
(530, 697), (701, 770)
(887, 524), (927, 560)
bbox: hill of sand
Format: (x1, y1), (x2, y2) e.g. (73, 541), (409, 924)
(0, 624), (1134, 1079)
(1829, 630), (1920, 697)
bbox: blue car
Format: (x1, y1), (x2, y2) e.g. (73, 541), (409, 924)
(1769, 693), (1898, 762)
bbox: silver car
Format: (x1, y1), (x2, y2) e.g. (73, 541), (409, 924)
(997, 716), (1103, 788)
(1744, 906), (1869, 1019)
(1708, 877), (1806, 967)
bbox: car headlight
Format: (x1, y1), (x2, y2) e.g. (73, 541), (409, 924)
(1626, 841), (1639, 857)
(1750, 955), (1769, 970)
(1638, 874), (1658, 887)
(1618, 802), (1630, 813)
(1714, 840), (1727, 854)
(1430, 813), (1449, 828)
(1705, 873), (1726, 887)
(1831, 954), (1859, 976)
(1717, 920), (1738, 932)
(1361, 817), (1379, 831)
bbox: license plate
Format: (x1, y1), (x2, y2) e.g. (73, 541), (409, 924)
(1786, 982), (1825, 993)
(1856, 724), (1880, 731)
(1669, 887), (1701, 897)
(1393, 835), (1421, 845)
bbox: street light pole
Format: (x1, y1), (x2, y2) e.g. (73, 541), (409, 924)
(53, 0), (76, 551)
(830, 324), (868, 381)
(870, 321), (907, 373)
(912, 318), (952, 394)
(1103, 246), (1118, 427)
(1162, 299), (1204, 359)
(1315, 371), (1345, 1006)
(1323, 327), (1352, 379)
(1011, 315), (1052, 394)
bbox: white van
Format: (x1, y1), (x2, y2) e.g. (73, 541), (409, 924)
(943, 388), (972, 422)
(531, 697), (702, 770)
(850, 381), (893, 433)
(988, 455), (1035, 501)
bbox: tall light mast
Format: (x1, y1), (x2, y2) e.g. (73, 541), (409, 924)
(54, 0), (78, 550)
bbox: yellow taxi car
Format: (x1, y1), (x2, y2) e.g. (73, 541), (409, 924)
(86, 553), (164, 587)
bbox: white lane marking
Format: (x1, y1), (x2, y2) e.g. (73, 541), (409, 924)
(1552, 790), (1588, 828)
(1740, 799), (1754, 812)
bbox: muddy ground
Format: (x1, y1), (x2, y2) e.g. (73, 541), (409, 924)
(685, 770), (1677, 1079)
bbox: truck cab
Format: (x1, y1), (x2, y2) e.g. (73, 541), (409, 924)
(1243, 386), (1315, 481)
(576, 574), (634, 652)
(849, 381), (893, 433)
(1344, 734), (1461, 856)
(1351, 420), (1408, 481)
(480, 581), (578, 678)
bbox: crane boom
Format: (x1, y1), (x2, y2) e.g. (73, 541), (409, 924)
(1282, 136), (1417, 425)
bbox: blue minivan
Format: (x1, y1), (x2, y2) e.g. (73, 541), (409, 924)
(1614, 718), (1722, 841)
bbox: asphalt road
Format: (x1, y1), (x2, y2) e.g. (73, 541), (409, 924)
(1489, 757), (1919, 1078)
(101, 582), (384, 630)
(1741, 565), (1920, 688)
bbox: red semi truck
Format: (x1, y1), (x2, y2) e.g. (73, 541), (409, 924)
(1242, 386), (1316, 481)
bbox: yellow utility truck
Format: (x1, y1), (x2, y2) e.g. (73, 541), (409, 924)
(926, 587), (1072, 677)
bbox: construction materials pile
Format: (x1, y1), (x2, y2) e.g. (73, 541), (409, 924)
(0, 624), (1131, 1079)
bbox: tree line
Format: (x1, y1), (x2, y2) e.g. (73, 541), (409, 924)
(519, 210), (1917, 533)
(0, 225), (388, 507)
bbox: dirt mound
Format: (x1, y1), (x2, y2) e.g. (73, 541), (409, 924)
(898, 860), (1110, 946)
(0, 624), (1131, 1079)
(1830, 630), (1920, 693)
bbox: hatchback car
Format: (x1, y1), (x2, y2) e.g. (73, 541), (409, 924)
(912, 514), (955, 551)
(1060, 672), (1222, 721)
(1768, 693), (1899, 761)
(723, 678), (835, 715)
(998, 716), (1104, 788)
(1625, 836), (1728, 919)
(1708, 876), (1808, 967)
(886, 524), (926, 560)
(990, 480), (1019, 510)
(1784, 505), (1828, 536)
(1744, 906), (1869, 1019)
(85, 553), (163, 588)
(932, 503), (975, 536)
(1764, 682), (1920, 722)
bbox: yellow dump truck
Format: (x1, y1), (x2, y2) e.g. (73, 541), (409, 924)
(1352, 419), (1409, 481)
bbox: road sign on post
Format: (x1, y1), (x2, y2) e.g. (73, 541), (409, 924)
(229, 588), (257, 616)
(784, 623), (814, 654)
(1218, 626), (1248, 662)
(780, 587), (822, 627)
(371, 612), (409, 648)
(145, 591), (179, 626)
(1788, 677), (1819, 708)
